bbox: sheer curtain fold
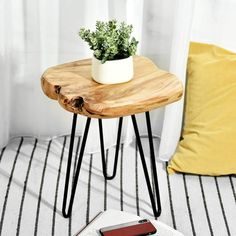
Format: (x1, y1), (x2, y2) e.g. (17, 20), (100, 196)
(0, 0), (195, 158)
(191, 0), (236, 52)
(0, 1), (12, 148)
(158, 0), (195, 161)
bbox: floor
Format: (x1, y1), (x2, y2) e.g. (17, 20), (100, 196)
(0, 136), (235, 236)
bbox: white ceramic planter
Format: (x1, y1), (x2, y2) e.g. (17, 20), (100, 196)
(91, 55), (134, 84)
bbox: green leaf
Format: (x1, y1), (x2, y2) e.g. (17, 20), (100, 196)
(79, 20), (139, 63)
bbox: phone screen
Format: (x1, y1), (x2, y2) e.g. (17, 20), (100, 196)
(99, 219), (156, 236)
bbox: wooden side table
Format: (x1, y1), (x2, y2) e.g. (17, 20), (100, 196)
(41, 56), (183, 218)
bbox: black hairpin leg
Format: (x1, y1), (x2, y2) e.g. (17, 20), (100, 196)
(99, 118), (123, 180)
(62, 114), (91, 218)
(131, 112), (162, 218)
(62, 112), (161, 218)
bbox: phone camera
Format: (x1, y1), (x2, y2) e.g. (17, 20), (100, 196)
(138, 219), (148, 223)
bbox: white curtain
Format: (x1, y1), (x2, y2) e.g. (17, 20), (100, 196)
(0, 0), (195, 157)
(191, 0), (236, 52)
(157, 0), (195, 161)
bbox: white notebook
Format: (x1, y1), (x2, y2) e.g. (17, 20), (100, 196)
(76, 209), (184, 236)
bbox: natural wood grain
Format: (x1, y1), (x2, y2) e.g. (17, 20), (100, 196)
(41, 56), (183, 118)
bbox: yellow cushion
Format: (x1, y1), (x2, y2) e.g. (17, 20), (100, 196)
(168, 42), (236, 175)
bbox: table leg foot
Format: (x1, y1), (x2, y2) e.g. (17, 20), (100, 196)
(131, 112), (162, 218)
(98, 118), (123, 180)
(62, 114), (91, 218)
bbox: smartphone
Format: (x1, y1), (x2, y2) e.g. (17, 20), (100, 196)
(99, 219), (156, 236)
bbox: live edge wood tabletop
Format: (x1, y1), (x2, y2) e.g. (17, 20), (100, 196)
(41, 55), (183, 118)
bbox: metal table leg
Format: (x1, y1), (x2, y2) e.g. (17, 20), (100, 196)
(62, 114), (91, 218)
(98, 118), (123, 180)
(131, 112), (162, 218)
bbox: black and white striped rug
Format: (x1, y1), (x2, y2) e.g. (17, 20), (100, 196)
(0, 136), (235, 236)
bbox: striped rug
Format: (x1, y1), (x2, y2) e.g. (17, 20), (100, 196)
(0, 136), (235, 236)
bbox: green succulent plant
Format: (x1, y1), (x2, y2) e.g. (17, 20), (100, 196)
(79, 20), (139, 64)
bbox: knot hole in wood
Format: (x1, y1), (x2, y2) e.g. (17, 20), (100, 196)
(73, 97), (84, 111)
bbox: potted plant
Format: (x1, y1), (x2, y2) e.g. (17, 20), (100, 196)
(79, 20), (139, 84)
